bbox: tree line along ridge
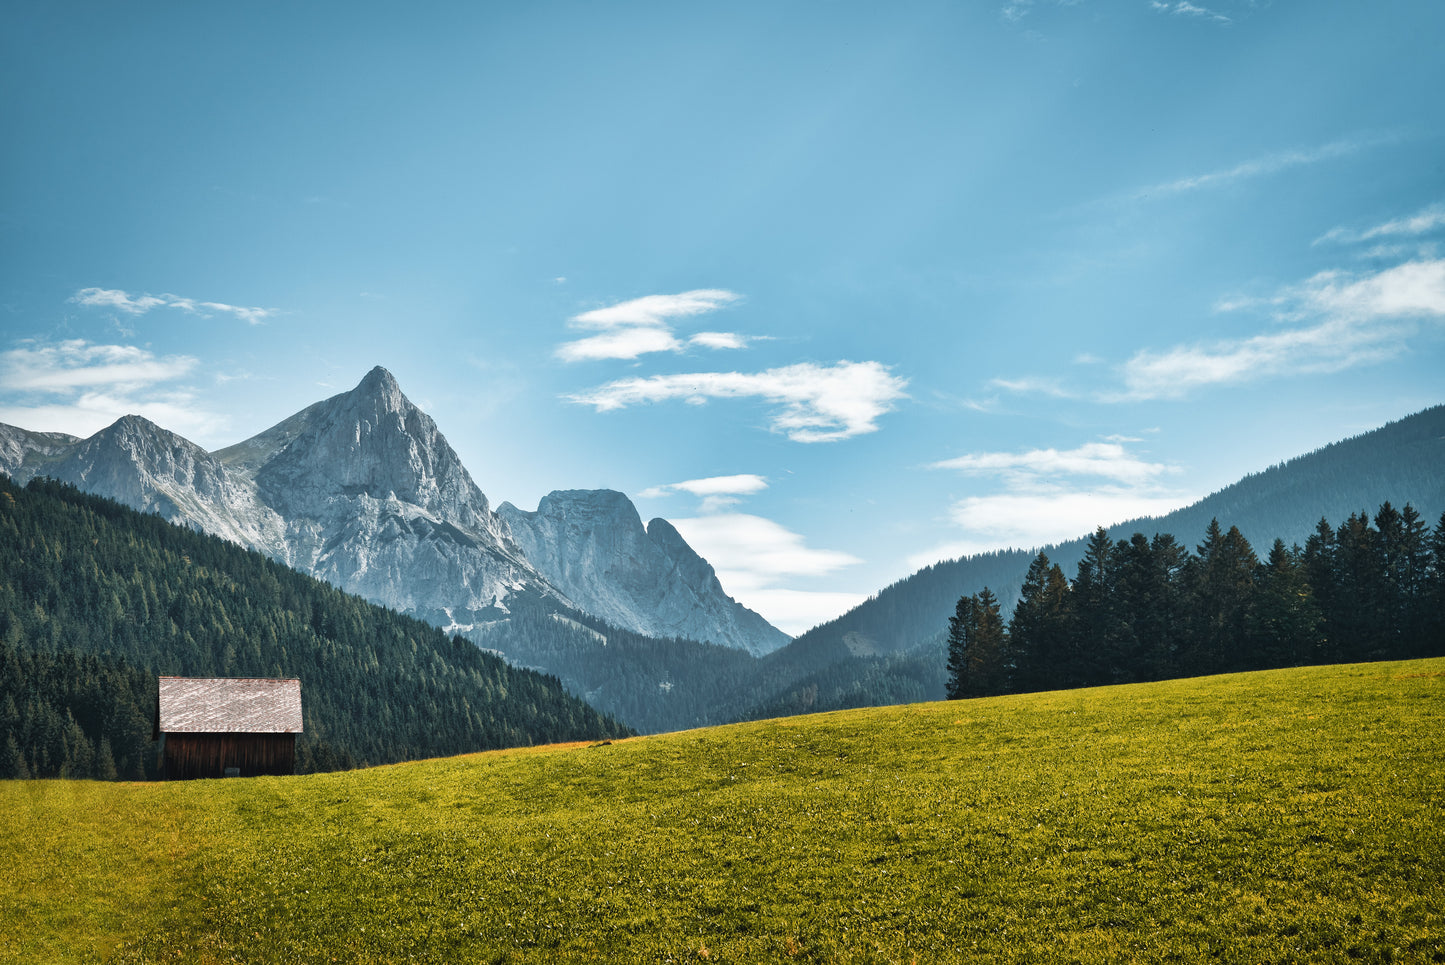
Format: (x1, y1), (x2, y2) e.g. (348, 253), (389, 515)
(947, 505), (1445, 699)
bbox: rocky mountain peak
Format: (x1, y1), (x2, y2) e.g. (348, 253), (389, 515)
(252, 367), (495, 532)
(351, 365), (407, 414)
(499, 490), (790, 655)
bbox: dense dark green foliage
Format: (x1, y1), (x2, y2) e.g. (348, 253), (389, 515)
(946, 504), (1445, 698)
(0, 642), (155, 780)
(0, 476), (628, 777)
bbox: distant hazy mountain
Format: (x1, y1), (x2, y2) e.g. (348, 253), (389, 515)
(777, 404), (1445, 667)
(0, 366), (789, 656)
(499, 490), (789, 656)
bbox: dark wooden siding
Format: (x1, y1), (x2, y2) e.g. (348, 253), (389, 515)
(162, 732), (296, 780)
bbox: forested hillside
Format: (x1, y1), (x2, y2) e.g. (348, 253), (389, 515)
(949, 505), (1445, 699)
(0, 477), (629, 777)
(779, 404), (1445, 665)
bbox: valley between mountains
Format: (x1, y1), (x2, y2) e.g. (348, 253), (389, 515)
(2, 366), (1443, 735)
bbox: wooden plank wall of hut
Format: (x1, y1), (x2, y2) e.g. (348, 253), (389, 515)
(163, 732), (296, 780)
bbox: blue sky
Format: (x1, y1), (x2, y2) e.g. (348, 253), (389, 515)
(2, 1), (1443, 634)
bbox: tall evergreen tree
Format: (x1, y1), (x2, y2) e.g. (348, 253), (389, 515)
(1250, 539), (1324, 667)
(1008, 553), (1072, 693)
(1423, 512), (1445, 652)
(1332, 511), (1383, 660)
(1302, 517), (1343, 663)
(1069, 528), (1115, 688)
(945, 588), (1009, 698)
(1184, 520), (1259, 674)
(945, 594), (975, 701)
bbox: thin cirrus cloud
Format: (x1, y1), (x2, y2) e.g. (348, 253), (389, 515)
(1116, 258), (1445, 400)
(71, 287), (275, 325)
(988, 376), (1076, 399)
(930, 441), (1180, 487)
(639, 473), (769, 514)
(568, 360), (909, 443)
(1150, 1), (1231, 26)
(0, 339), (227, 442)
(1130, 135), (1387, 201)
(1314, 201), (1445, 246)
(555, 289), (758, 362)
(913, 439), (1192, 566)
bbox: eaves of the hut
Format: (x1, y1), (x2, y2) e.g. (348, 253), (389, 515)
(155, 676), (303, 780)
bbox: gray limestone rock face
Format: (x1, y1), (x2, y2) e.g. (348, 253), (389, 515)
(220, 366), (559, 627)
(499, 490), (790, 655)
(0, 425), (82, 483)
(2, 416), (288, 553)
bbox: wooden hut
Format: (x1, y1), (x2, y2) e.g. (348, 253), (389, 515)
(155, 677), (302, 779)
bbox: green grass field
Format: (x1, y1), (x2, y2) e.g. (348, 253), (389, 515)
(3, 659), (1442, 964)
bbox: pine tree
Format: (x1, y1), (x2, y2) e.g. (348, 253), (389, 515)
(1008, 553), (1071, 693)
(966, 588), (1009, 697)
(1069, 528), (1115, 687)
(1250, 539), (1324, 667)
(1184, 520), (1259, 673)
(0, 732), (28, 779)
(945, 594), (975, 700)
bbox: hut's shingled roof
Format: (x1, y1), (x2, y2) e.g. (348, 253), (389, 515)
(157, 677), (303, 734)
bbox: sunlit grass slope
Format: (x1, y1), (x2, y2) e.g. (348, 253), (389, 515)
(3, 659), (1442, 964)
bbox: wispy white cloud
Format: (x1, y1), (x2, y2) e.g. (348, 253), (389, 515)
(689, 331), (756, 350)
(1132, 136), (1385, 200)
(569, 360), (908, 443)
(1116, 258), (1445, 400)
(915, 437), (1193, 565)
(989, 376), (1076, 399)
(0, 339), (227, 442)
(569, 290), (740, 330)
(640, 473), (769, 513)
(669, 512), (865, 634)
(556, 289), (756, 362)
(557, 327), (684, 362)
(1314, 201), (1445, 246)
(1, 340), (197, 391)
(1001, 0), (1080, 23)
(71, 289), (167, 314)
(71, 288), (276, 325)
(910, 490), (1190, 567)
(1001, 0), (1033, 21)
(1150, 1), (1231, 25)
(931, 441), (1180, 487)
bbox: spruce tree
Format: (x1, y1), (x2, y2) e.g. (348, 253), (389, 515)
(1250, 539), (1323, 667)
(1069, 527), (1115, 687)
(945, 594), (975, 700)
(1009, 553), (1071, 693)
(966, 588), (1009, 697)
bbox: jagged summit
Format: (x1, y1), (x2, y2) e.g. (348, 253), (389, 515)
(499, 489), (791, 655)
(355, 364), (403, 400)
(245, 367), (499, 535)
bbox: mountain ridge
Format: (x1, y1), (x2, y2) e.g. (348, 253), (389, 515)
(0, 366), (790, 658)
(776, 403), (1445, 671)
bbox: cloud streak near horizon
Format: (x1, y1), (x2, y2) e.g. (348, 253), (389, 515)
(915, 438), (1192, 565)
(0, 339), (228, 442)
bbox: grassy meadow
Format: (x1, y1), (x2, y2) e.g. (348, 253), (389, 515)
(2, 659), (1442, 964)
